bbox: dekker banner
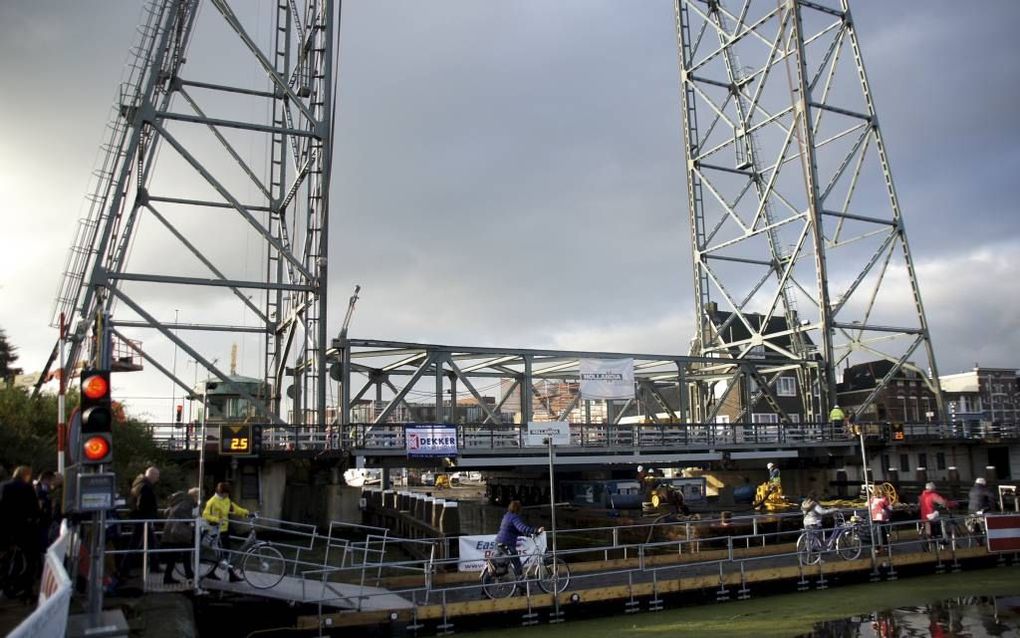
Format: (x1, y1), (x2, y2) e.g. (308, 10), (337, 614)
(405, 425), (458, 457)
(579, 358), (635, 400)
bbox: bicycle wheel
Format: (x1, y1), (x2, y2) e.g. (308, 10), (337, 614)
(949, 523), (975, 549)
(1, 548), (27, 598)
(836, 529), (862, 561)
(796, 533), (821, 565)
(536, 557), (570, 594)
(194, 535), (225, 580)
(480, 565), (516, 599)
(242, 544), (286, 589)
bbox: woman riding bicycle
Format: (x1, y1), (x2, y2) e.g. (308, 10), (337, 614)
(495, 500), (544, 577)
(202, 482), (250, 582)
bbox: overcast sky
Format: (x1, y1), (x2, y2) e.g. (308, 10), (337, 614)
(2, 1), (1019, 420)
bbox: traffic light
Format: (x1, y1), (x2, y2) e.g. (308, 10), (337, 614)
(253, 425), (263, 454)
(175, 404), (183, 423)
(80, 369), (113, 465)
(891, 423), (905, 442)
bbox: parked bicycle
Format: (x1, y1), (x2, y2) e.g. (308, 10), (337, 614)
(185, 515), (286, 589)
(796, 511), (863, 565)
(480, 532), (570, 599)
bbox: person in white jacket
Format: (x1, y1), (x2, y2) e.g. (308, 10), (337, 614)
(801, 492), (835, 546)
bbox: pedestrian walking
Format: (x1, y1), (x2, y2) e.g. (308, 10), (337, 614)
(120, 466), (161, 577)
(162, 488), (199, 585)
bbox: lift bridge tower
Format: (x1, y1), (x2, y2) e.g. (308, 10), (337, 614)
(676, 0), (944, 422)
(40, 0), (336, 426)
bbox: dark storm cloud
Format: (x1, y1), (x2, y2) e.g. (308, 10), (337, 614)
(1, 1), (1018, 414)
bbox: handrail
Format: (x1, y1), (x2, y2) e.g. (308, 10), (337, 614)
(140, 420), (1020, 453)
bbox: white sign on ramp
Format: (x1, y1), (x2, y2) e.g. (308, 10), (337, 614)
(525, 421), (570, 447)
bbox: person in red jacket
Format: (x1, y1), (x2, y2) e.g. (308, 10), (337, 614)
(919, 482), (954, 544)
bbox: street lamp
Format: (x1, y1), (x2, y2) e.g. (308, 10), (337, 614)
(186, 357), (200, 422)
(170, 309), (179, 422)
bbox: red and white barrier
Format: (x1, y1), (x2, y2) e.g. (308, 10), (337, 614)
(9, 523), (73, 638)
(985, 514), (1020, 553)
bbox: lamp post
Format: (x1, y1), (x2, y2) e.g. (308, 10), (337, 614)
(170, 309), (179, 422)
(186, 357), (199, 422)
(855, 421), (878, 555)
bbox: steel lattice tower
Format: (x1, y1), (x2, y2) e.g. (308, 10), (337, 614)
(39, 0), (336, 426)
(676, 0), (944, 421)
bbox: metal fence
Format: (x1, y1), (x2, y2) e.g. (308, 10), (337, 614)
(141, 420), (1020, 454)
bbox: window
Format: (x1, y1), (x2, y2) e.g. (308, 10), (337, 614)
(936, 452), (946, 471)
(899, 453), (910, 473)
(918, 453), (928, 470)
(715, 415), (731, 424)
(748, 345), (766, 359)
(787, 413), (800, 423)
(776, 376), (797, 397)
(752, 413), (779, 424)
(882, 454), (891, 472)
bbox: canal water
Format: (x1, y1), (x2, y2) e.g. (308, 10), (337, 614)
(454, 569), (1020, 638)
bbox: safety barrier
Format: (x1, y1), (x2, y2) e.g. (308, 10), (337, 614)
(8, 522), (74, 638)
(293, 508), (1006, 633)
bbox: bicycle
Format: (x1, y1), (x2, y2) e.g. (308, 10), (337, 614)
(192, 515), (286, 589)
(0, 544), (28, 598)
(796, 511), (863, 565)
(942, 512), (985, 549)
(480, 532), (570, 599)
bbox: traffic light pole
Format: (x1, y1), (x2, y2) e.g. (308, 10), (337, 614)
(87, 311), (112, 622)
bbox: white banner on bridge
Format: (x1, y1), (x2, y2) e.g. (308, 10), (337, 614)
(579, 358), (635, 400)
(458, 534), (498, 572)
(525, 421), (570, 446)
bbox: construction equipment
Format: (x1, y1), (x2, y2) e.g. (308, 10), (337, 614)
(870, 482), (899, 506)
(753, 480), (793, 512)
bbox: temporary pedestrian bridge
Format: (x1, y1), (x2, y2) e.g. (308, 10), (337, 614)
(101, 510), (1017, 635)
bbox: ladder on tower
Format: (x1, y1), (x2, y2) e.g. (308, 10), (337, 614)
(50, 0), (173, 333)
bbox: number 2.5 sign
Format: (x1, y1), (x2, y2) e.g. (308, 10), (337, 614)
(220, 424), (254, 455)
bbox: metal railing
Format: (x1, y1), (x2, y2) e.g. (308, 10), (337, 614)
(79, 505), (1002, 629)
(293, 509), (998, 627)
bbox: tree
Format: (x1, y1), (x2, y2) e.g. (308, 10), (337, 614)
(0, 385), (182, 494)
(0, 326), (19, 383)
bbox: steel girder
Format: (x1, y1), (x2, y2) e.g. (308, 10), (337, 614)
(327, 339), (795, 427)
(40, 0), (336, 427)
(675, 0), (944, 420)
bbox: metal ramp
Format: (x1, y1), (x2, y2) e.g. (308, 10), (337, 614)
(196, 573), (414, 611)
(140, 559), (414, 611)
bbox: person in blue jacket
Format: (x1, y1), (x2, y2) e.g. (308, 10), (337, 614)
(494, 500), (544, 577)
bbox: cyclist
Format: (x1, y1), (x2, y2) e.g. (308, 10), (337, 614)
(494, 500), (544, 578)
(202, 482), (250, 582)
(801, 491), (835, 547)
(919, 482), (954, 545)
(967, 477), (994, 514)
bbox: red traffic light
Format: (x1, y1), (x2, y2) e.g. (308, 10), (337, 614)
(82, 374), (109, 400)
(83, 435), (111, 462)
